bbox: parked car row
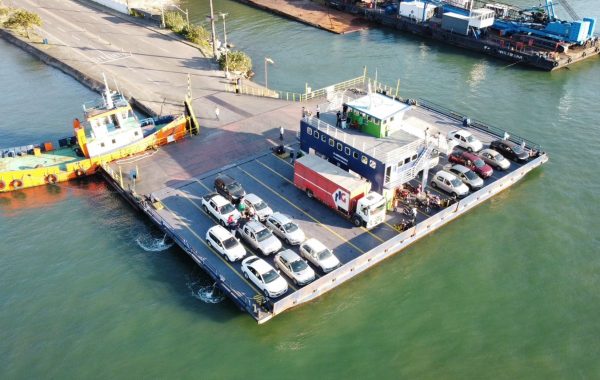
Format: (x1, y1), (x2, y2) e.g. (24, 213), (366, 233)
(433, 130), (529, 198)
(203, 173), (342, 298)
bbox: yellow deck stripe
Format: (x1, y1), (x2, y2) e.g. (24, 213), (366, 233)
(236, 166), (366, 254)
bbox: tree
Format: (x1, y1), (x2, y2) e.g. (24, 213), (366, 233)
(4, 9), (42, 39)
(219, 51), (253, 78)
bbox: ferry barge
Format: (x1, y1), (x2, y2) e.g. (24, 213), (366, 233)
(330, 0), (599, 70)
(0, 78), (199, 193)
(101, 77), (548, 323)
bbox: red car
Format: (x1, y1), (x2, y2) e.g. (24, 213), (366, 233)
(448, 151), (493, 178)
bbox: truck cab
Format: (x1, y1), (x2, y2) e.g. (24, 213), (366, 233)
(353, 192), (386, 228)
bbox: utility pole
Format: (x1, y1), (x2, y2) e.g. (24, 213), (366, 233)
(264, 57), (274, 90)
(220, 13), (229, 78)
(209, 0), (218, 58)
(160, 0), (165, 28)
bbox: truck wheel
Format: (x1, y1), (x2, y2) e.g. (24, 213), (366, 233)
(306, 189), (314, 199)
(352, 216), (362, 227)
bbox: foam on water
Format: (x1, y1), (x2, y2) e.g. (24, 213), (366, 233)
(135, 233), (174, 252)
(187, 279), (225, 304)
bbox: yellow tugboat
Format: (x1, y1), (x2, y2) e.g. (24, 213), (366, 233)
(0, 78), (198, 193)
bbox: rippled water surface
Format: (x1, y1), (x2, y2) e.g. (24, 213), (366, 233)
(1, 0), (600, 377)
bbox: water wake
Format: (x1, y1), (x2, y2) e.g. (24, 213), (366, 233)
(188, 280), (225, 304)
(136, 233), (174, 252)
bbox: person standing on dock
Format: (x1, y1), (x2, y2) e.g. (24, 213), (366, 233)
(279, 126), (284, 141)
(316, 104), (321, 119)
(215, 106), (220, 120)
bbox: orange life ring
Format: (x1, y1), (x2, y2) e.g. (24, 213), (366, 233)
(11, 179), (23, 189)
(75, 168), (85, 177)
(0, 180), (6, 190)
(46, 174), (58, 184)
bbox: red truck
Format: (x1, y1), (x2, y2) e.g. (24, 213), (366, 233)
(294, 154), (386, 228)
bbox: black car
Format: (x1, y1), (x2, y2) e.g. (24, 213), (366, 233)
(214, 174), (246, 203)
(489, 140), (529, 163)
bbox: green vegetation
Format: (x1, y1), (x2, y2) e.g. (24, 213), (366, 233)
(3, 8), (42, 39)
(164, 11), (185, 34)
(219, 51), (253, 77)
(183, 24), (210, 50)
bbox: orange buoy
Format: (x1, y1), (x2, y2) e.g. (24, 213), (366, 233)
(0, 180), (6, 191)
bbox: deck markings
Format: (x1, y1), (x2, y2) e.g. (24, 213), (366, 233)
(163, 194), (264, 297)
(236, 165), (366, 254)
(256, 158), (388, 242)
(188, 179), (299, 292)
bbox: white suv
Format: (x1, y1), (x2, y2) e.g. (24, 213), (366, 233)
(447, 130), (483, 152)
(241, 256), (288, 298)
(206, 225), (246, 262)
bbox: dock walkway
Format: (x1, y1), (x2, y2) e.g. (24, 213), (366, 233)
(234, 0), (368, 34)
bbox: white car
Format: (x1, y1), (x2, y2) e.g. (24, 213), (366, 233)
(241, 256), (288, 298)
(430, 170), (470, 198)
(237, 220), (282, 256)
(300, 238), (341, 273)
(265, 212), (306, 245)
(447, 130), (483, 152)
(274, 249), (316, 286)
(205, 225), (246, 262)
(201, 193), (241, 226)
(479, 148), (511, 170)
(241, 193), (273, 221)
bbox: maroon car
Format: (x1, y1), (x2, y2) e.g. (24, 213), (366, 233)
(448, 151), (493, 178)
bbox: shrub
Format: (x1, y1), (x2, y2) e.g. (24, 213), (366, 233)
(164, 11), (185, 34)
(0, 6), (10, 17)
(219, 50), (253, 77)
(183, 24), (209, 46)
(4, 9), (41, 29)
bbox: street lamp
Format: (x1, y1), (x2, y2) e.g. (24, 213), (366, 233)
(264, 57), (274, 90)
(219, 12), (228, 48)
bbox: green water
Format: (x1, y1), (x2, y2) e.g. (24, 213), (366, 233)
(2, 0), (600, 377)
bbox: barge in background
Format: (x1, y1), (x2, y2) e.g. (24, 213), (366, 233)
(330, 0), (599, 70)
(102, 77), (548, 323)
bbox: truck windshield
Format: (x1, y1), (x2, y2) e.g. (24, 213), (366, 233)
(369, 201), (386, 215)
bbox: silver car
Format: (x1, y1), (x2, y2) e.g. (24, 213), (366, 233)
(445, 164), (484, 190)
(265, 212), (306, 245)
(479, 148), (510, 170)
(241, 193), (273, 221)
(300, 238), (341, 273)
(237, 220), (282, 256)
(430, 170), (470, 198)
(274, 249), (316, 286)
